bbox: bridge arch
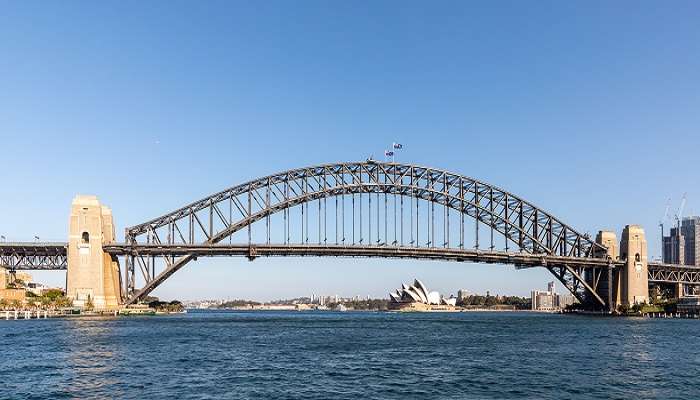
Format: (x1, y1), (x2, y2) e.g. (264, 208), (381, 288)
(118, 161), (608, 306)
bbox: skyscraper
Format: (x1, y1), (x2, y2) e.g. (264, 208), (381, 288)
(663, 217), (700, 266)
(547, 281), (555, 294)
(682, 217), (700, 265)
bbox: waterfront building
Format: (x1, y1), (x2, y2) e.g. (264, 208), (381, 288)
(531, 290), (556, 311)
(0, 288), (26, 303)
(557, 294), (575, 309)
(389, 279), (455, 310)
(531, 281), (574, 311)
(663, 217), (700, 266)
(677, 296), (700, 314)
(536, 292), (555, 311)
(457, 289), (469, 301)
(26, 282), (49, 297)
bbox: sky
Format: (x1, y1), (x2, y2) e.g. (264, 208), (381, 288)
(1, 1), (698, 301)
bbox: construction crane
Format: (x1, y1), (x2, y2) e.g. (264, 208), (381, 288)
(675, 193), (688, 229)
(667, 193), (688, 264)
(659, 198), (671, 239)
(659, 198), (672, 261)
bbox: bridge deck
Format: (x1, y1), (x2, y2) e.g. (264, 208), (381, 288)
(3, 241), (699, 285)
(0, 242), (68, 270)
(104, 243), (614, 269)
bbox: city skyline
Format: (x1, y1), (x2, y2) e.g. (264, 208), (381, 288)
(2, 1), (699, 301)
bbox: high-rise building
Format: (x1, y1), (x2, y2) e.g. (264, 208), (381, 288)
(682, 217), (700, 266)
(531, 290), (556, 311)
(557, 294), (575, 309)
(457, 289), (469, 301)
(547, 281), (555, 294)
(663, 217), (700, 266)
(532, 283), (576, 311)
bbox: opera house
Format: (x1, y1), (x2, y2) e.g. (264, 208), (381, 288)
(389, 279), (457, 311)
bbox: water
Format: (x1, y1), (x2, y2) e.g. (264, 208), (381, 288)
(1, 311), (699, 399)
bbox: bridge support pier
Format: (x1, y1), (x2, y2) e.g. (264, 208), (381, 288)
(596, 231), (620, 311)
(596, 227), (649, 311)
(67, 195), (122, 310)
(620, 225), (648, 307)
(674, 282), (685, 299)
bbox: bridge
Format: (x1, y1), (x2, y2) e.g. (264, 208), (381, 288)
(1, 160), (697, 312)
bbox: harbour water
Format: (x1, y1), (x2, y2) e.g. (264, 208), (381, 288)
(1, 311), (699, 399)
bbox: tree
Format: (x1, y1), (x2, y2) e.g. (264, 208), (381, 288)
(55, 296), (72, 309)
(10, 300), (21, 310)
(40, 297), (51, 309)
(44, 289), (64, 300)
(85, 295), (94, 311)
(0, 299), (8, 310)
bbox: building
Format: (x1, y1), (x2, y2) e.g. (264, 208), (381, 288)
(531, 281), (575, 311)
(389, 279), (455, 310)
(457, 289), (469, 301)
(534, 292), (555, 311)
(0, 288), (26, 304)
(26, 282), (50, 297)
(6, 271), (32, 287)
(557, 294), (575, 309)
(663, 217), (700, 266)
(677, 297), (700, 314)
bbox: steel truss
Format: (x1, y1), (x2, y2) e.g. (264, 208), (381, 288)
(0, 242), (68, 270)
(648, 262), (700, 284)
(120, 161), (609, 306)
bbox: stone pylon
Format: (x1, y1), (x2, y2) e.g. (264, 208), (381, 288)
(67, 195), (122, 310)
(0, 267), (6, 289)
(620, 225), (648, 306)
(596, 230), (620, 310)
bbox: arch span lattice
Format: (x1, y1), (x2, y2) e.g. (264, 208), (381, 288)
(115, 161), (609, 306)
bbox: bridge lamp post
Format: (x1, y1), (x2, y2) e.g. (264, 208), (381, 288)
(34, 236), (39, 243)
(0, 235), (5, 242)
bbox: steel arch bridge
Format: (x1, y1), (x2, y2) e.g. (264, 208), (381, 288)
(105, 160), (614, 307)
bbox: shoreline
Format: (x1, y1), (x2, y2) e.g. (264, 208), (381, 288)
(199, 307), (538, 313)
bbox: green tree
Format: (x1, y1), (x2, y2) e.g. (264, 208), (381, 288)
(40, 297), (51, 309)
(44, 289), (64, 300)
(55, 296), (72, 309)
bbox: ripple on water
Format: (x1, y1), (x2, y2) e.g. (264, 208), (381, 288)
(1, 311), (699, 400)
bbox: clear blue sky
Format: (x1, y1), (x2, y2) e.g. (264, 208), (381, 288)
(1, 1), (698, 301)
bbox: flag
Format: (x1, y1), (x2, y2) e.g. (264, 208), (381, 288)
(393, 142), (403, 149)
(384, 150), (394, 157)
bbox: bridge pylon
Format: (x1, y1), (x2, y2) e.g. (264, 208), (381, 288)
(66, 195), (122, 310)
(620, 225), (648, 307)
(595, 226), (650, 311)
(595, 231), (620, 310)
